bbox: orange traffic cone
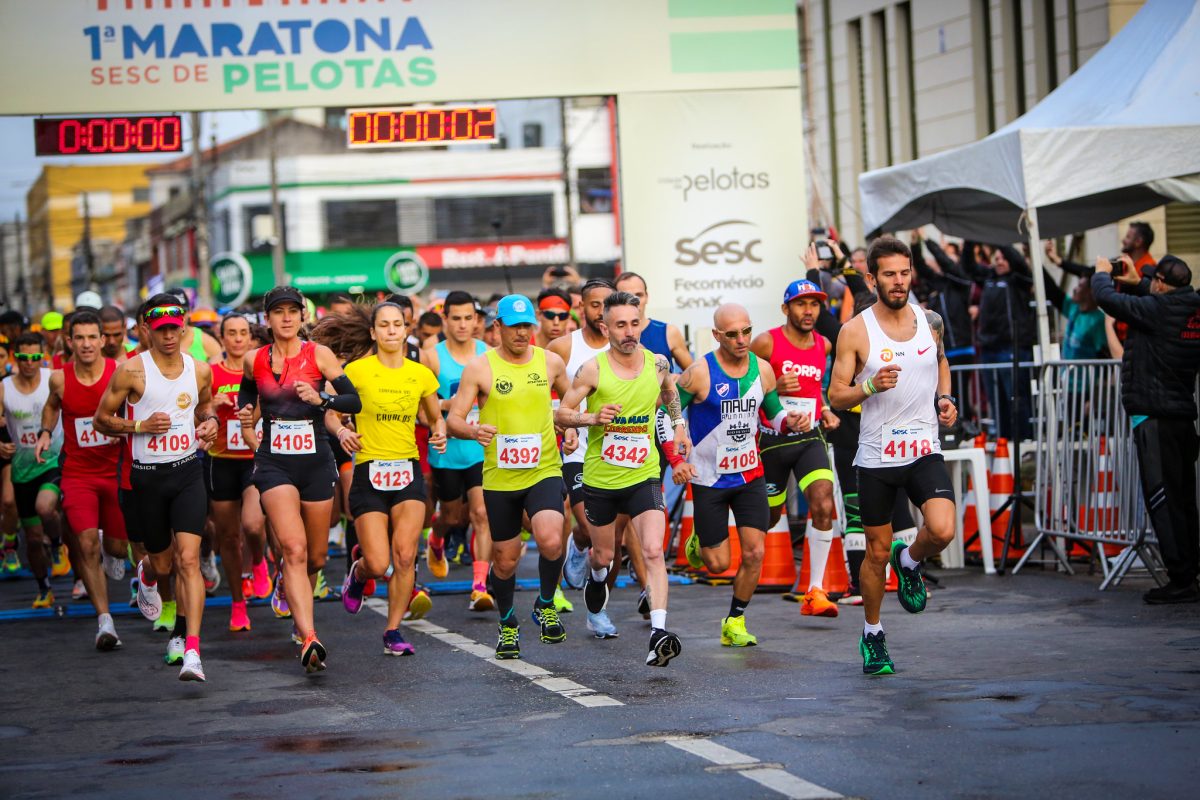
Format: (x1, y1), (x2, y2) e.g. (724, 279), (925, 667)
(1077, 436), (1118, 533)
(990, 437), (1014, 548)
(962, 433), (986, 545)
(757, 514), (798, 592)
(672, 484), (696, 572)
(795, 528), (849, 595)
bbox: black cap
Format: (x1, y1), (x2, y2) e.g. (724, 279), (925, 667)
(263, 286), (305, 312)
(0, 310), (27, 327)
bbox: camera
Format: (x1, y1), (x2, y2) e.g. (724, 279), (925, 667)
(1111, 256), (1128, 276)
(549, 266), (569, 277)
(814, 240), (835, 261)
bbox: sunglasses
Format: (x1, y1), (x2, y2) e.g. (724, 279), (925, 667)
(146, 305), (186, 321)
(717, 326), (753, 340)
(541, 310), (570, 321)
(14, 353), (43, 362)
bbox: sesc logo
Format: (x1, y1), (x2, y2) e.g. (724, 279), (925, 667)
(675, 220), (762, 267)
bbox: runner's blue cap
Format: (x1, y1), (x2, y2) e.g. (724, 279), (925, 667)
(496, 294), (537, 326)
(783, 279), (828, 304)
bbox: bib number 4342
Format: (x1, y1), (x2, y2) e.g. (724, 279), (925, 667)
(601, 432), (650, 469)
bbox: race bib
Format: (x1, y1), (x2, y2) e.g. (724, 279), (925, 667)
(144, 419), (193, 457)
(16, 421), (40, 448)
(496, 433), (540, 469)
(466, 408), (480, 426)
(226, 419), (263, 451)
(716, 437), (759, 474)
(780, 396), (817, 421)
(369, 459), (414, 491)
(75, 417), (114, 448)
(271, 420), (316, 455)
(881, 423), (936, 464)
(601, 431), (651, 469)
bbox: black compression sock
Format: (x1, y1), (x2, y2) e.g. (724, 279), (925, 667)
(492, 573), (517, 622)
(728, 596), (750, 619)
(173, 615), (187, 637)
(537, 554), (565, 607)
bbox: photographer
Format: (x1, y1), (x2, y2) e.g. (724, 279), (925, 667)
(1092, 255), (1200, 604)
(912, 232), (977, 422)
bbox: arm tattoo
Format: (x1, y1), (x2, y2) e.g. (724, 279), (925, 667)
(676, 363), (695, 393)
(925, 309), (946, 361)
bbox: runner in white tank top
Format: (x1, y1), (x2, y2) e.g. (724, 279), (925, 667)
(829, 237), (959, 677)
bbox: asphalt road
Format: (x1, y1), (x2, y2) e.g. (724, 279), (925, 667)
(2, 553), (1198, 800)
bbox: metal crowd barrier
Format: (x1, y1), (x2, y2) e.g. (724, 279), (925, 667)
(1016, 359), (1164, 589)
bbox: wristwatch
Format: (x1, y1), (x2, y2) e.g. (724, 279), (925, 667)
(938, 394), (958, 406)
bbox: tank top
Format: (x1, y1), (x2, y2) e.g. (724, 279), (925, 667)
(763, 326), (826, 437)
(251, 341), (329, 457)
(853, 304), (941, 469)
(3, 369), (61, 483)
(479, 347), (560, 492)
(429, 339), (487, 470)
(61, 358), (120, 477)
(130, 352), (199, 465)
(562, 328), (608, 466)
(688, 352), (765, 488)
(187, 327), (209, 362)
(344, 354), (439, 464)
(584, 349), (661, 490)
(210, 361), (253, 460)
(639, 319), (674, 371)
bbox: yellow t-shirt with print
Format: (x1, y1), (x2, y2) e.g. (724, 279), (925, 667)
(344, 354), (439, 464)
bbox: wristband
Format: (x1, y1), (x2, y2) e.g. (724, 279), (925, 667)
(37, 428), (52, 439)
(863, 378), (876, 396)
(336, 427), (352, 440)
(671, 418), (686, 429)
(133, 419), (141, 434)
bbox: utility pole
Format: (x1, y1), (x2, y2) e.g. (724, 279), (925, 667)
(266, 113), (286, 288)
(0, 221), (8, 310)
(82, 191), (95, 293)
(558, 97), (576, 268)
(191, 110), (212, 306)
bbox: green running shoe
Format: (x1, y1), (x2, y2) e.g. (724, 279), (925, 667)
(860, 631), (895, 676)
(685, 532), (704, 570)
(312, 569), (331, 600)
(533, 604), (567, 643)
(889, 540), (927, 613)
(495, 622), (521, 659)
(720, 615), (757, 647)
(154, 600), (176, 633)
(552, 585), (573, 613)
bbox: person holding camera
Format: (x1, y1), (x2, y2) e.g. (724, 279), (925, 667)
(1092, 255), (1200, 605)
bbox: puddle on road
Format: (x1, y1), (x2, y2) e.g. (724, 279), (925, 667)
(263, 735), (421, 754)
(107, 755), (170, 766)
(324, 763), (417, 773)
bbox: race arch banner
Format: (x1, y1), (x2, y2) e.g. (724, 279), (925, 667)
(0, 0), (800, 115)
(617, 88), (808, 349)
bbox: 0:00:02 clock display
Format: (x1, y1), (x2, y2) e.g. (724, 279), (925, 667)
(346, 105), (497, 148)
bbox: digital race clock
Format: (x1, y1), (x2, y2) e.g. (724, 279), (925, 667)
(34, 115), (183, 156)
(346, 105), (497, 149)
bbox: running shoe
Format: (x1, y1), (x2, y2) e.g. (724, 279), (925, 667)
(200, 553), (220, 594)
(2, 548), (20, 574)
(50, 544), (71, 577)
(270, 573), (290, 618)
(720, 615), (757, 647)
(179, 650), (206, 682)
(32, 588), (54, 609)
(425, 536), (449, 578)
(154, 600), (176, 632)
(382, 628), (415, 656)
(301, 633), (327, 673)
(328, 524), (345, 554)
(586, 610), (619, 639)
(801, 588), (839, 618)
(290, 625), (303, 645)
(165, 635), (185, 665)
(136, 562), (162, 622)
(553, 585), (573, 613)
(72, 579), (88, 601)
(889, 541), (927, 614)
(251, 559), (272, 599)
(646, 628), (682, 667)
(860, 631), (895, 676)
(405, 588), (432, 620)
(128, 577), (138, 608)
(684, 532), (704, 570)
(637, 589), (651, 619)
(229, 601), (251, 632)
(532, 604), (566, 643)
(101, 550), (126, 581)
(562, 535), (588, 589)
(584, 573), (609, 615)
(495, 622), (520, 660)
(312, 569), (330, 600)
(837, 593), (864, 606)
(468, 586), (495, 612)
(341, 560), (366, 615)
(95, 616), (121, 651)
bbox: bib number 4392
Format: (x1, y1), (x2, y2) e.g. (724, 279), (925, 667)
(496, 434), (540, 469)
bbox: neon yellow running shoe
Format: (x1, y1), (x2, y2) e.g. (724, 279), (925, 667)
(685, 533), (704, 570)
(553, 585), (573, 613)
(312, 569), (330, 600)
(154, 600), (176, 632)
(720, 615), (757, 647)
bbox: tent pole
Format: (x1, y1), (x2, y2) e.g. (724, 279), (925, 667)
(1024, 206), (1053, 360)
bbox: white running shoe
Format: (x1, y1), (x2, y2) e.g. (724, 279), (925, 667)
(165, 636), (185, 665)
(72, 579), (88, 601)
(563, 535), (589, 590)
(179, 650), (206, 682)
(101, 549), (126, 581)
(200, 553), (220, 594)
(136, 562), (162, 621)
(95, 615), (121, 651)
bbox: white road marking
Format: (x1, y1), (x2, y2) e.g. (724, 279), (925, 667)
(362, 599), (623, 708)
(661, 736), (842, 800)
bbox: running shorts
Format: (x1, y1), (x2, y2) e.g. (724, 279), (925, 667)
(691, 477), (769, 547)
(251, 450), (336, 503)
(13, 469), (61, 522)
(61, 473), (126, 539)
(484, 476), (565, 542)
(430, 462), (484, 503)
(349, 460), (426, 517)
(205, 457), (255, 503)
(857, 454), (953, 528)
(583, 478), (665, 528)
(118, 487), (142, 544)
(563, 461), (586, 508)
(129, 454), (207, 554)
(760, 431), (834, 508)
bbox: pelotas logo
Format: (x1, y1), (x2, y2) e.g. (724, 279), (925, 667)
(675, 167), (769, 202)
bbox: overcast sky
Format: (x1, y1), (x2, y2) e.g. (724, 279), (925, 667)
(0, 111), (262, 219)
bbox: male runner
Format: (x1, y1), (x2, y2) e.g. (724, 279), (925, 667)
(95, 296), (220, 682)
(99, 306), (132, 361)
(534, 288), (573, 349)
(750, 278), (841, 618)
(423, 290), (493, 610)
(668, 303), (807, 646)
(447, 295), (576, 659)
(0, 332), (64, 608)
(829, 237), (958, 675)
(35, 310), (128, 649)
(547, 278), (618, 637)
(556, 290), (690, 666)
